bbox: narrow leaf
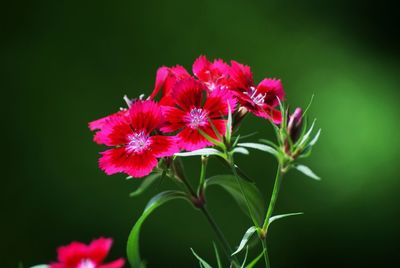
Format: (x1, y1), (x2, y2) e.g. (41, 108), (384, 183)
(232, 147), (249, 155)
(232, 226), (257, 256)
(127, 191), (190, 268)
(129, 172), (161, 197)
(237, 142), (278, 157)
(191, 248), (213, 268)
(244, 249), (266, 268)
(297, 119), (316, 147)
(295, 164), (321, 180)
(225, 101), (233, 142)
(205, 175), (265, 225)
(268, 212), (304, 226)
(240, 247), (249, 268)
(308, 128), (321, 147)
(213, 242), (222, 268)
(175, 148), (223, 157)
(30, 265), (48, 268)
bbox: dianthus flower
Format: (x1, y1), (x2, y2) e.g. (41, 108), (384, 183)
(89, 100), (178, 178)
(161, 77), (236, 151)
(229, 60), (285, 123)
(49, 237), (124, 268)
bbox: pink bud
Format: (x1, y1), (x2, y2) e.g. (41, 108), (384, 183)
(287, 108), (303, 143)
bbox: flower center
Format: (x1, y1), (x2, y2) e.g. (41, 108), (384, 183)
(78, 259), (96, 268)
(127, 131), (150, 153)
(185, 108), (208, 129)
(245, 86), (266, 106)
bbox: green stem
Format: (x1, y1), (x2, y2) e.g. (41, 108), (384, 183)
(173, 159), (240, 267)
(198, 156), (208, 195)
(262, 163), (284, 231)
(200, 206), (240, 267)
(228, 153), (260, 228)
(261, 239), (270, 268)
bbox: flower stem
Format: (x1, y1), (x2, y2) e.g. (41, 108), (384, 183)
(262, 164), (284, 230)
(261, 239), (271, 268)
(228, 153), (260, 228)
(173, 158), (240, 267)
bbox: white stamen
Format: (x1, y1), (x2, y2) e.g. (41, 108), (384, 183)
(185, 108), (208, 129)
(127, 131), (150, 153)
(78, 259), (96, 268)
(245, 86), (266, 106)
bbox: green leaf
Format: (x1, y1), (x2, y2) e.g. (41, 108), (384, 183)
(244, 249), (265, 268)
(237, 143), (278, 157)
(308, 128), (321, 147)
(213, 242), (222, 268)
(191, 248), (213, 268)
(129, 172), (162, 197)
(225, 101), (233, 143)
(204, 175), (265, 225)
(258, 139), (278, 150)
(232, 226), (257, 256)
(30, 266), (48, 268)
(294, 164), (321, 180)
(232, 147), (249, 155)
(268, 212), (304, 227)
(127, 191), (190, 268)
(297, 119), (316, 147)
(240, 247), (249, 268)
(175, 148), (223, 157)
(300, 94), (315, 120)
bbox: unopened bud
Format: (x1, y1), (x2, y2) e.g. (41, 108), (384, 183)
(287, 108), (303, 143)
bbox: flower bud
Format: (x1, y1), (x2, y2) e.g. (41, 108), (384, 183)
(287, 108), (303, 143)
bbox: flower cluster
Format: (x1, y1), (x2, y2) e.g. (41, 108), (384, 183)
(89, 56), (285, 178)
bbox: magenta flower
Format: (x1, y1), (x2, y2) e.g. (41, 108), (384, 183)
(89, 100), (178, 178)
(49, 238), (124, 268)
(149, 65), (191, 105)
(229, 60), (285, 123)
(161, 77), (236, 151)
(192, 55), (231, 92)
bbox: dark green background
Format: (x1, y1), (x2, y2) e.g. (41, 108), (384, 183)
(2, 0), (399, 267)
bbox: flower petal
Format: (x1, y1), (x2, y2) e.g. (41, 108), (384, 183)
(172, 78), (205, 111)
(129, 100), (164, 134)
(57, 241), (88, 266)
(203, 89), (237, 118)
(87, 237), (113, 264)
(149, 135), (179, 157)
(99, 147), (158, 178)
(192, 55), (211, 81)
(160, 106), (186, 133)
(149, 66), (170, 99)
(230, 60), (254, 90)
(177, 128), (211, 151)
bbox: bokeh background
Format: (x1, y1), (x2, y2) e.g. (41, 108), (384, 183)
(2, 0), (400, 267)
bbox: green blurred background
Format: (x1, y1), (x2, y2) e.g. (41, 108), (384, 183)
(2, 0), (400, 267)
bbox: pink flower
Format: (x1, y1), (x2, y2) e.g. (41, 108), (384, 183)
(229, 60), (285, 123)
(89, 100), (178, 178)
(192, 55), (231, 92)
(149, 65), (191, 105)
(162, 77), (236, 151)
(49, 237), (124, 268)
